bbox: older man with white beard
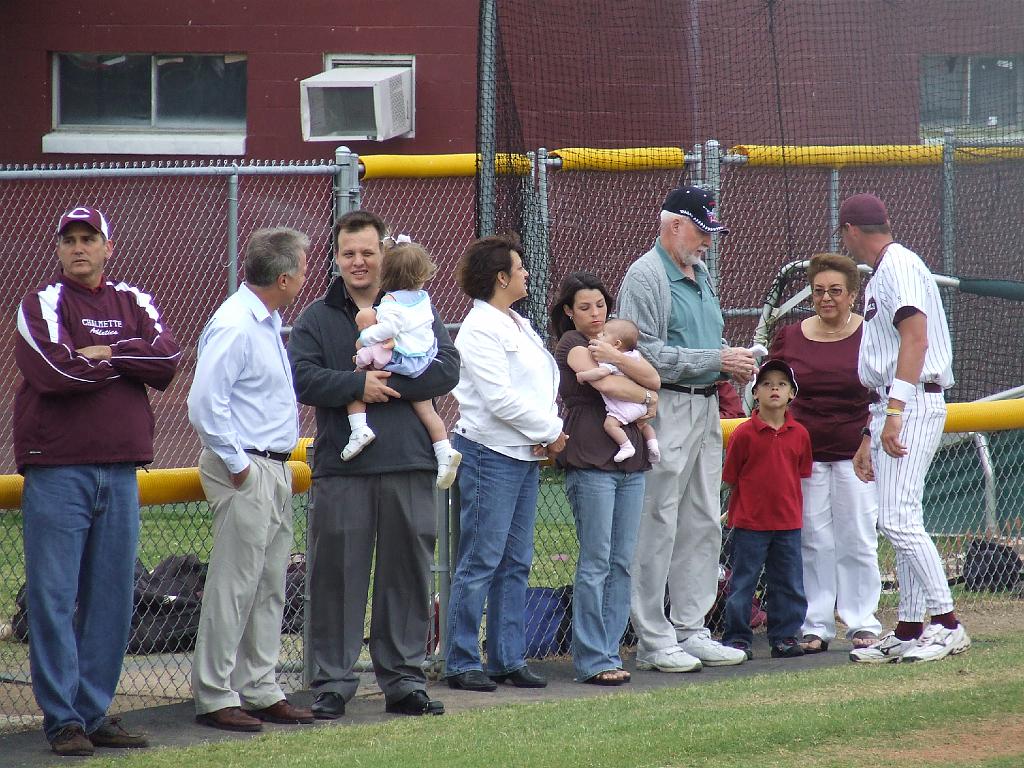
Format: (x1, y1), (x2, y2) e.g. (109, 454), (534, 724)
(617, 187), (755, 673)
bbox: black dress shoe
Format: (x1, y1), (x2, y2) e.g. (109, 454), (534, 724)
(490, 665), (547, 688)
(310, 691), (346, 720)
(446, 669), (498, 692)
(385, 689), (445, 716)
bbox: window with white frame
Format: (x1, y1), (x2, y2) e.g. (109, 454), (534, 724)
(920, 55), (1022, 140)
(45, 53), (248, 155)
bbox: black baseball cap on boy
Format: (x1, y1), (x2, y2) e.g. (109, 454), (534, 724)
(753, 359), (798, 396)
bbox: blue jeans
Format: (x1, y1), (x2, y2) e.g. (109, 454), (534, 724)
(21, 463), (140, 740)
(444, 435), (539, 676)
(722, 528), (806, 647)
(565, 468), (644, 680)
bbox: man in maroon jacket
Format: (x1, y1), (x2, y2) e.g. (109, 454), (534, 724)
(13, 206), (180, 756)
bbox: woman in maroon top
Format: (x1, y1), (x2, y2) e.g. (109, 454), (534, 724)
(769, 253), (882, 652)
(549, 272), (659, 685)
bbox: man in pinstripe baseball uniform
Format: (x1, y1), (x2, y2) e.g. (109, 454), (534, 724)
(842, 193), (970, 664)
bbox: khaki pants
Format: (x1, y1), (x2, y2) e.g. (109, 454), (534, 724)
(192, 450), (293, 714)
(629, 390), (723, 653)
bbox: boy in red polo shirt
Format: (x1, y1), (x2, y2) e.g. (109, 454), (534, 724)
(721, 359), (812, 659)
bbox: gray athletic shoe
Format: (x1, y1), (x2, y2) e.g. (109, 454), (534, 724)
(848, 631), (917, 664)
(901, 623), (971, 663)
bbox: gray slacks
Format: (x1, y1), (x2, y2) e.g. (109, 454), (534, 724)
(308, 471), (436, 704)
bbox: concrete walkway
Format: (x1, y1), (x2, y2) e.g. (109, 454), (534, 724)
(4, 634), (855, 767)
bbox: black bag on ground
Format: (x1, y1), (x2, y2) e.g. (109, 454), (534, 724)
(129, 554), (207, 654)
(963, 539), (1024, 591)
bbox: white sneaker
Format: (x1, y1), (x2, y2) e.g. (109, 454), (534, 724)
(679, 630), (747, 666)
(901, 623), (971, 663)
(635, 646), (702, 673)
(341, 426), (375, 461)
(848, 631), (917, 664)
(436, 449), (462, 490)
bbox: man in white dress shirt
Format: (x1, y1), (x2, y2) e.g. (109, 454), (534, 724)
(843, 193), (970, 664)
(188, 227), (314, 730)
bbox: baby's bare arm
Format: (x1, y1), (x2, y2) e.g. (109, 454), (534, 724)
(577, 366), (612, 383)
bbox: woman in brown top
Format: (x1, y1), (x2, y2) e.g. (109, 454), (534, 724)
(769, 253), (882, 652)
(549, 272), (660, 685)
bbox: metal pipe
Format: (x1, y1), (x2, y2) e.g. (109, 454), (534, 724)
(941, 128), (956, 277)
(704, 139), (721, 284)
(972, 433), (999, 535)
(302, 446), (315, 689)
(226, 171), (239, 295)
(430, 488), (451, 678)
(477, 0), (497, 236)
(828, 168), (840, 251)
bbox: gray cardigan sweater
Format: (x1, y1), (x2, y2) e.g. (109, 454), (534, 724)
(616, 241), (724, 386)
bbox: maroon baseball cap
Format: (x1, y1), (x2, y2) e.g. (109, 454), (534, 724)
(838, 193), (889, 228)
(662, 186), (729, 234)
(57, 206), (111, 239)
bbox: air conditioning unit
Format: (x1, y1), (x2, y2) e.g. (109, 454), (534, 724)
(300, 66), (414, 142)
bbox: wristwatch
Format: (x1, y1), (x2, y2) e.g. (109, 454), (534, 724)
(860, 427), (871, 438)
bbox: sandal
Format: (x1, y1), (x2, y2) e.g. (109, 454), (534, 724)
(582, 670), (627, 686)
(799, 634), (829, 654)
(850, 630), (879, 649)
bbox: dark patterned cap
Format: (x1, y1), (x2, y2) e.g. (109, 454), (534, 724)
(661, 186), (729, 233)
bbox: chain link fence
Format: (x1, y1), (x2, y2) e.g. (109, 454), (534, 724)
(1, 152), (1023, 728)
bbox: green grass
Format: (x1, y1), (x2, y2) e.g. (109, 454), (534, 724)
(81, 634), (1024, 768)
(0, 496), (309, 621)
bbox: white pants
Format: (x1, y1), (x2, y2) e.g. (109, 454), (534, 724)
(800, 460), (882, 642)
(193, 450), (294, 714)
(629, 390), (722, 652)
(870, 390), (954, 621)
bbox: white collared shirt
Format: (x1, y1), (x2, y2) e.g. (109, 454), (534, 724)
(453, 299), (562, 461)
(188, 283), (298, 473)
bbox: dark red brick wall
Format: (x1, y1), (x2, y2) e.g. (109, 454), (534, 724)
(0, 1), (479, 163)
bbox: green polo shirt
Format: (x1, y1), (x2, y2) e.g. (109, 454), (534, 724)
(656, 239), (724, 386)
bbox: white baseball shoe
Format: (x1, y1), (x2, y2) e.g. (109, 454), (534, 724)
(341, 426), (375, 461)
(636, 646), (702, 673)
(436, 449), (462, 490)
(848, 631), (917, 664)
(901, 623), (971, 663)
(679, 630), (748, 666)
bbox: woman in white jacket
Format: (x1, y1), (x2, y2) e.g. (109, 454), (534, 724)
(443, 234), (567, 693)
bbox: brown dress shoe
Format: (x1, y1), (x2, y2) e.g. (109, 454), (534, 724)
(244, 699), (314, 724)
(195, 706), (263, 732)
(50, 724), (95, 756)
(88, 716), (149, 748)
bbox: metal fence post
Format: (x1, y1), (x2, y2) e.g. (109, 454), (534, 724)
(477, 0), (497, 236)
(704, 138), (722, 284)
(941, 128), (956, 277)
(828, 167), (841, 251)
(522, 149), (551, 340)
(430, 488), (451, 677)
(302, 446), (315, 689)
(227, 169), (239, 294)
(334, 145), (361, 221)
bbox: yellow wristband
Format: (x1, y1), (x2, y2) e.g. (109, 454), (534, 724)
(885, 408), (903, 417)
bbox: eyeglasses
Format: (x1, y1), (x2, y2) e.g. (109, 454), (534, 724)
(811, 287), (846, 299)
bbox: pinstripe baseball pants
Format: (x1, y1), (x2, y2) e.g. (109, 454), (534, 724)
(870, 389), (954, 621)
